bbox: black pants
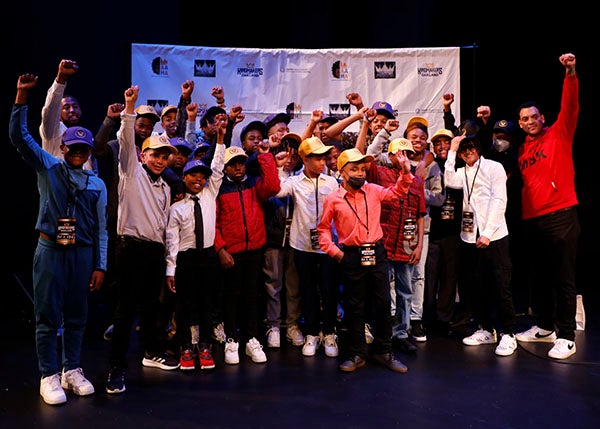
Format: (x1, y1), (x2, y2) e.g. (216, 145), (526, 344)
(460, 236), (515, 335)
(109, 236), (167, 368)
(173, 246), (218, 348)
(340, 242), (392, 359)
(222, 249), (263, 343)
(526, 207), (579, 341)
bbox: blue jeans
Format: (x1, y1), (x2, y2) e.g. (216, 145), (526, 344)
(410, 233), (429, 321)
(391, 261), (415, 339)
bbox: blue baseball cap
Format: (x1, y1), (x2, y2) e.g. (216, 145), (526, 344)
(183, 159), (212, 177)
(62, 126), (94, 147)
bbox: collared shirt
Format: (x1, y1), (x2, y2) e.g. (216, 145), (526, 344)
(318, 173), (413, 258)
(276, 170), (339, 253)
(444, 152), (509, 243)
(165, 144), (225, 275)
(117, 112), (171, 244)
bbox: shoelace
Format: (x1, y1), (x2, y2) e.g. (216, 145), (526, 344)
(67, 368), (86, 384)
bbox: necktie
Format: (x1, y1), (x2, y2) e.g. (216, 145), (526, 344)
(191, 195), (204, 249)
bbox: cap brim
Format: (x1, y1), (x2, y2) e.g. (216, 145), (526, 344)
(146, 144), (177, 153)
(184, 166), (212, 176)
(377, 110), (395, 120)
(64, 140), (93, 148)
(310, 146), (333, 156)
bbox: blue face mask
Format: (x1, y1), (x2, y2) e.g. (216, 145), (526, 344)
(493, 138), (510, 153)
(347, 176), (366, 189)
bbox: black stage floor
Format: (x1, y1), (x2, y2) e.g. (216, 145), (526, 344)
(1, 288), (599, 429)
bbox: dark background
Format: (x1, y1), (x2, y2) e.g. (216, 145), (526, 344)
(2, 2), (596, 322)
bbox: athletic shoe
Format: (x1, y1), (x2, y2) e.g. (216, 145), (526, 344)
(266, 326), (280, 348)
(245, 337), (267, 363)
(322, 333), (339, 357)
(495, 334), (517, 356)
(105, 367), (125, 394)
(548, 338), (577, 359)
(365, 323), (374, 344)
(198, 347), (216, 370)
(393, 337), (417, 354)
(372, 353), (408, 373)
(40, 374), (66, 405)
(179, 348), (195, 371)
(339, 355), (366, 372)
(224, 338), (239, 365)
(462, 329), (497, 346)
(302, 334), (321, 356)
(286, 324), (305, 346)
(515, 325), (557, 343)
(410, 320), (427, 342)
(61, 367), (95, 396)
(213, 322), (226, 344)
(142, 352), (180, 370)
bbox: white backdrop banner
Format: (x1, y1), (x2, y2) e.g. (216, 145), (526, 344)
(131, 44), (461, 144)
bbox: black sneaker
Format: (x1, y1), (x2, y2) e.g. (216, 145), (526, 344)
(106, 367), (126, 394)
(142, 352), (180, 370)
(410, 320), (427, 342)
(393, 337), (417, 354)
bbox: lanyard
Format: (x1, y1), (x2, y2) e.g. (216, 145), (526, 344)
(464, 159), (481, 206)
(60, 163), (90, 217)
(306, 172), (320, 227)
(344, 191), (369, 237)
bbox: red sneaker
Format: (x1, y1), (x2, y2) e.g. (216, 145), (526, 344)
(199, 347), (215, 370)
(180, 348), (195, 371)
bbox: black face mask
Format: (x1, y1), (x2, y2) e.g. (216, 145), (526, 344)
(347, 176), (366, 189)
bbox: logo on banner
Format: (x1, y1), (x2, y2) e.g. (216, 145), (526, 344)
(418, 63), (443, 77)
(331, 60), (349, 79)
(194, 60), (216, 77)
(374, 62), (396, 79)
(147, 100), (171, 115)
(328, 104), (351, 118)
(286, 102), (302, 120)
(151, 57), (169, 76)
(237, 63), (263, 77)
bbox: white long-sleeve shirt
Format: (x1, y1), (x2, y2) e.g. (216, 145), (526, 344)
(444, 151), (508, 244)
(276, 170), (339, 253)
(165, 144), (225, 276)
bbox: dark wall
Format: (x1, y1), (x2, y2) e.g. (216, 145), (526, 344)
(3, 2), (595, 302)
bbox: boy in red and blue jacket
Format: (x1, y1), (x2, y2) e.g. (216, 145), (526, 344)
(215, 145), (280, 364)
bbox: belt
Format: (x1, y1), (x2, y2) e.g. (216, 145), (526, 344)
(549, 206), (575, 215)
(119, 235), (164, 248)
(40, 232), (52, 241)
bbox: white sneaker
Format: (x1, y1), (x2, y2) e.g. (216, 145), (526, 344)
(322, 333), (339, 357)
(245, 337), (267, 363)
(286, 324), (305, 346)
(302, 334), (321, 356)
(213, 322), (226, 344)
(61, 367), (95, 396)
(462, 329), (497, 346)
(40, 374), (66, 405)
(495, 334), (517, 356)
(515, 325), (557, 343)
(548, 338), (577, 359)
(266, 327), (280, 348)
(365, 323), (374, 344)
(224, 338), (239, 365)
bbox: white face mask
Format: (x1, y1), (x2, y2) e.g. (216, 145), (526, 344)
(492, 138), (510, 153)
